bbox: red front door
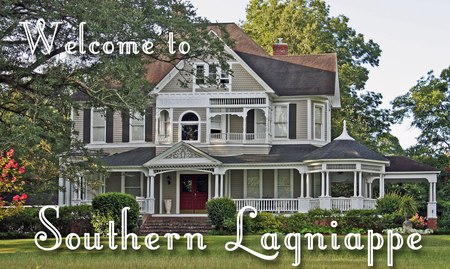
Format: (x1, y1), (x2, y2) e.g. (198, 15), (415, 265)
(180, 174), (208, 213)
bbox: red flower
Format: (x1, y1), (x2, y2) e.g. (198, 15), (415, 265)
(20, 193), (27, 200)
(6, 149), (14, 157)
(12, 195), (20, 201)
(18, 166), (25, 174)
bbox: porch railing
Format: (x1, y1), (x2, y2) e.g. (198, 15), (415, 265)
(363, 198), (377, 209)
(233, 199), (299, 213)
(210, 132), (266, 144)
(331, 197), (351, 211)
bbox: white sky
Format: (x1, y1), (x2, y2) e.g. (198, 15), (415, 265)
(189, 0), (450, 149)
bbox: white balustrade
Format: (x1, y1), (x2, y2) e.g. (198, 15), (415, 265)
(363, 198), (377, 209)
(233, 199), (299, 213)
(135, 196), (146, 214)
(331, 197), (351, 211)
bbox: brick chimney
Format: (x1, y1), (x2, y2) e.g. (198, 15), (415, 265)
(272, 38), (288, 56)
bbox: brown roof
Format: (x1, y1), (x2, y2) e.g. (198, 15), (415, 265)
(385, 156), (439, 172)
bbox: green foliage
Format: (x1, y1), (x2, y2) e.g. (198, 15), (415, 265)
(381, 213), (405, 229)
(0, 1), (229, 194)
(252, 212), (285, 234)
(376, 192), (403, 215)
(392, 66), (450, 156)
(206, 197), (236, 230)
(91, 193), (139, 233)
(91, 211), (114, 236)
(398, 195), (418, 218)
(0, 205), (93, 238)
(244, 0), (396, 150)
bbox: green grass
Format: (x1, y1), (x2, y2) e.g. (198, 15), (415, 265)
(0, 235), (449, 269)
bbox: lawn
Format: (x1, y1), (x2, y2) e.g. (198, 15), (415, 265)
(0, 235), (449, 269)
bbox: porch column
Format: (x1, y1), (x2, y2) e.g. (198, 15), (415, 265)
(321, 172), (325, 197)
(220, 174), (224, 197)
(214, 174), (219, 198)
(325, 171), (330, 197)
(145, 175), (155, 214)
(300, 173), (305, 198)
(358, 172), (363, 197)
(306, 173), (311, 198)
(368, 182), (373, 199)
(379, 174), (385, 198)
(353, 171), (358, 197)
(243, 113), (247, 143)
(427, 179), (438, 229)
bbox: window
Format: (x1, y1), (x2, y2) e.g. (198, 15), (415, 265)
(124, 172), (141, 197)
(255, 109), (266, 138)
(181, 112), (199, 141)
(130, 112), (145, 141)
(194, 63), (230, 87)
(159, 110), (171, 139)
(314, 104), (325, 140)
(220, 70), (230, 84)
(210, 115), (222, 134)
(274, 105), (288, 138)
(246, 170), (260, 198)
(92, 109), (106, 142)
(277, 170), (291, 198)
(195, 64), (205, 85)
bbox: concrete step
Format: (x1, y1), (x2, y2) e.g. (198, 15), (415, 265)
(139, 215), (215, 235)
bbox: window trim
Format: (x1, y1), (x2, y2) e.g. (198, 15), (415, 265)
(91, 108), (106, 144)
(273, 103), (289, 140)
(159, 109), (172, 138)
(254, 108), (266, 137)
(129, 111), (146, 142)
(313, 103), (326, 141)
(179, 111), (201, 143)
(193, 62), (231, 90)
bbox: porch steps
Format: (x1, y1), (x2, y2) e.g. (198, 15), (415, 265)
(139, 215), (214, 235)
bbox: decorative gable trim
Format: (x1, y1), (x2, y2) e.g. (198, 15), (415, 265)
(144, 141), (222, 167)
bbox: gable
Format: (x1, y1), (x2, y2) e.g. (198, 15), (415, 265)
(144, 142), (221, 167)
(157, 61), (266, 94)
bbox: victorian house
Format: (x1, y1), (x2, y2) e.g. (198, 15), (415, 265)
(60, 23), (439, 229)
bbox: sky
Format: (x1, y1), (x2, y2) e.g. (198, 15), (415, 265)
(189, 0), (450, 149)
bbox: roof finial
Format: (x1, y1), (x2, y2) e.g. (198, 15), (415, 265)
(335, 120), (355, 141)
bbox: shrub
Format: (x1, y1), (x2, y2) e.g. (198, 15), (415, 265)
(206, 197), (236, 230)
(380, 213), (404, 229)
(252, 212), (285, 234)
(376, 192), (403, 214)
(91, 192), (139, 234)
(0, 205), (93, 238)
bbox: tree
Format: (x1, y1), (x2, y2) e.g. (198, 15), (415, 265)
(0, 149), (27, 220)
(0, 1), (229, 196)
(392, 66), (450, 157)
(243, 0), (395, 149)
(393, 66), (450, 227)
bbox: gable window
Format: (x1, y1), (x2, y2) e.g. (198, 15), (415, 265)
(130, 112), (145, 142)
(92, 109), (106, 142)
(314, 104), (325, 140)
(194, 63), (230, 88)
(277, 169), (292, 198)
(181, 112), (199, 142)
(274, 105), (288, 139)
(246, 170), (261, 198)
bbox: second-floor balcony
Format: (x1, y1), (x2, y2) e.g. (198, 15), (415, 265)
(209, 132), (268, 144)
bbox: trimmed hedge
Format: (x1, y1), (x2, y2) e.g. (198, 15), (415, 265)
(230, 209), (406, 235)
(91, 192), (139, 233)
(0, 205), (93, 239)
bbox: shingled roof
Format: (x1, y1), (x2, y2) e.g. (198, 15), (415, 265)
(102, 147), (156, 166)
(236, 51), (336, 96)
(214, 144), (318, 164)
(385, 156), (439, 172)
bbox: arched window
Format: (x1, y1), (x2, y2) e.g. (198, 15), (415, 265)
(181, 112), (199, 141)
(159, 110), (171, 141)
